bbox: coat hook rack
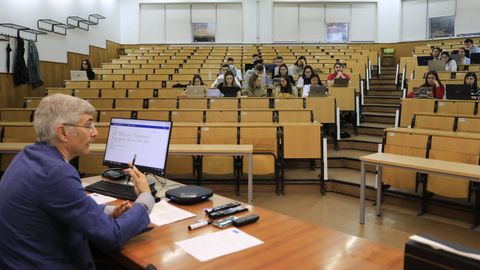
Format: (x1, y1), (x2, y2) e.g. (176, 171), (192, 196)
(88, 14), (106, 25)
(37, 19), (75, 36)
(66, 16), (96, 31)
(0, 23), (47, 42)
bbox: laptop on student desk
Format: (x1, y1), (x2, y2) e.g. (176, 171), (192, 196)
(428, 60), (445, 72)
(413, 87), (433, 99)
(417, 56), (434, 66)
(446, 84), (471, 100)
(220, 87), (239, 97)
(308, 85), (328, 97)
(185, 85), (205, 97)
(70, 70), (88, 81)
(471, 53), (480, 64)
(333, 78), (349, 87)
(206, 88), (222, 97)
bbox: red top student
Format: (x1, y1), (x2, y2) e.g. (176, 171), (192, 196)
(327, 62), (351, 86)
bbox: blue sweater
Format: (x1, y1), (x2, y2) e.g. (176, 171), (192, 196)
(0, 143), (150, 270)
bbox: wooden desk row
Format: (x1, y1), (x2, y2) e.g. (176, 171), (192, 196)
(22, 96), (339, 123)
(83, 175), (404, 269)
(1, 108), (316, 125)
(399, 98), (479, 127)
(411, 112), (480, 133)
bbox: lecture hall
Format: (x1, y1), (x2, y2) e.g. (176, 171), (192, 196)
(1, 0), (480, 269)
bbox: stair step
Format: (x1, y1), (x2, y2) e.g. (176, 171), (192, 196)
(380, 67), (397, 71)
(362, 112), (396, 117)
(366, 90), (403, 97)
(337, 134), (382, 151)
(378, 75), (396, 79)
(369, 85), (398, 90)
(357, 122), (392, 136)
(369, 80), (396, 85)
(364, 96), (401, 104)
(360, 122), (393, 129)
(363, 103), (400, 107)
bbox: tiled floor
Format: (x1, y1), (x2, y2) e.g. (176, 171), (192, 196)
(215, 188), (480, 251)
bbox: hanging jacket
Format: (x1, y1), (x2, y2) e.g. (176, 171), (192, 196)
(27, 40), (43, 88)
(6, 42), (12, 73)
(13, 37), (29, 85)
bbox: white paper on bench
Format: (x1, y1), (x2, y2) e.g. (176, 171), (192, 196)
(175, 228), (264, 262)
(88, 193), (117, 205)
(149, 200), (196, 226)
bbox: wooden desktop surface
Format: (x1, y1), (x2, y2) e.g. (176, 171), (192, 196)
(360, 152), (480, 179)
(82, 176), (403, 270)
(0, 143), (253, 156)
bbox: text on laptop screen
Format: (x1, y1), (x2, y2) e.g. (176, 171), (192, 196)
(103, 118), (172, 175)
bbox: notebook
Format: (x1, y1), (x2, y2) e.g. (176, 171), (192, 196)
(70, 70), (88, 81)
(445, 84), (471, 100)
(413, 87), (433, 99)
(185, 85), (205, 97)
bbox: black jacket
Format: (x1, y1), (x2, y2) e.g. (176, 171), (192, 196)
(14, 37), (30, 85)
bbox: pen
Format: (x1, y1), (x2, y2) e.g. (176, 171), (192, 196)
(127, 154), (136, 184)
(188, 220), (212, 230)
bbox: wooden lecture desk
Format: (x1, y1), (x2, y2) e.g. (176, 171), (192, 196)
(359, 152), (480, 224)
(82, 175), (404, 270)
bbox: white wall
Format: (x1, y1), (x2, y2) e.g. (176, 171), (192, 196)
(0, 0), (120, 72)
(120, 0), (403, 44)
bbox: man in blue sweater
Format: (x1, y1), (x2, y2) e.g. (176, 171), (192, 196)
(0, 94), (154, 269)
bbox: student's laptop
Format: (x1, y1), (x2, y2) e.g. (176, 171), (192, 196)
(265, 64), (276, 74)
(308, 85), (328, 97)
(273, 78), (281, 86)
(417, 56), (434, 66)
(445, 84), (471, 100)
(185, 85), (205, 97)
(470, 53), (480, 64)
(220, 87), (239, 97)
(413, 87), (433, 99)
(70, 70), (88, 81)
(428, 60), (445, 72)
(244, 64), (254, 72)
(333, 78), (349, 87)
(451, 54), (462, 64)
(206, 88), (222, 97)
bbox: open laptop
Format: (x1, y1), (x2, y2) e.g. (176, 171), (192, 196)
(185, 85), (205, 97)
(445, 84), (471, 100)
(413, 87), (433, 99)
(428, 60), (445, 72)
(220, 87), (240, 97)
(206, 88), (222, 97)
(451, 54), (462, 65)
(70, 70), (88, 81)
(471, 53), (480, 64)
(333, 78), (349, 87)
(417, 56), (434, 66)
(308, 85), (328, 97)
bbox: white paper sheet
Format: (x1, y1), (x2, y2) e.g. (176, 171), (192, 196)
(175, 228), (264, 262)
(149, 200), (196, 226)
(88, 193), (117, 205)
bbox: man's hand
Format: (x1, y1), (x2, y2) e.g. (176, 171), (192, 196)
(113, 201), (133, 218)
(124, 164), (151, 195)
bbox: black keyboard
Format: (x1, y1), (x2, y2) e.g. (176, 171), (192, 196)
(85, 181), (137, 201)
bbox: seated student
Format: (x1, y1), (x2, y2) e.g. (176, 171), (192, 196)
(326, 62), (351, 86)
(431, 47), (442, 60)
(273, 56), (284, 76)
(244, 63), (272, 88)
(274, 75), (298, 98)
(464, 72), (480, 100)
(243, 59), (263, 87)
(226, 57), (242, 81)
(81, 59), (95, 80)
(457, 47), (471, 65)
(293, 56), (307, 76)
(217, 71), (241, 97)
(0, 94), (154, 269)
(296, 65), (314, 89)
(242, 74), (267, 97)
(441, 51), (458, 72)
(301, 73), (323, 97)
(407, 70), (445, 99)
(274, 63), (295, 86)
(211, 64), (241, 88)
(464, 38), (480, 54)
(182, 74), (208, 96)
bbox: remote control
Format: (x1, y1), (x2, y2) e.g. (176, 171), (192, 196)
(207, 206), (248, 219)
(232, 214), (259, 227)
(205, 202), (241, 214)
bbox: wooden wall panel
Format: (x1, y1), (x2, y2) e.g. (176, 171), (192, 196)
(0, 40), (119, 108)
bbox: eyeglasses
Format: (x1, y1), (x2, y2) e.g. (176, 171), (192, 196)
(63, 122), (96, 132)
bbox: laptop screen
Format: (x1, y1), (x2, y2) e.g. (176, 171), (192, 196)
(103, 118), (172, 175)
